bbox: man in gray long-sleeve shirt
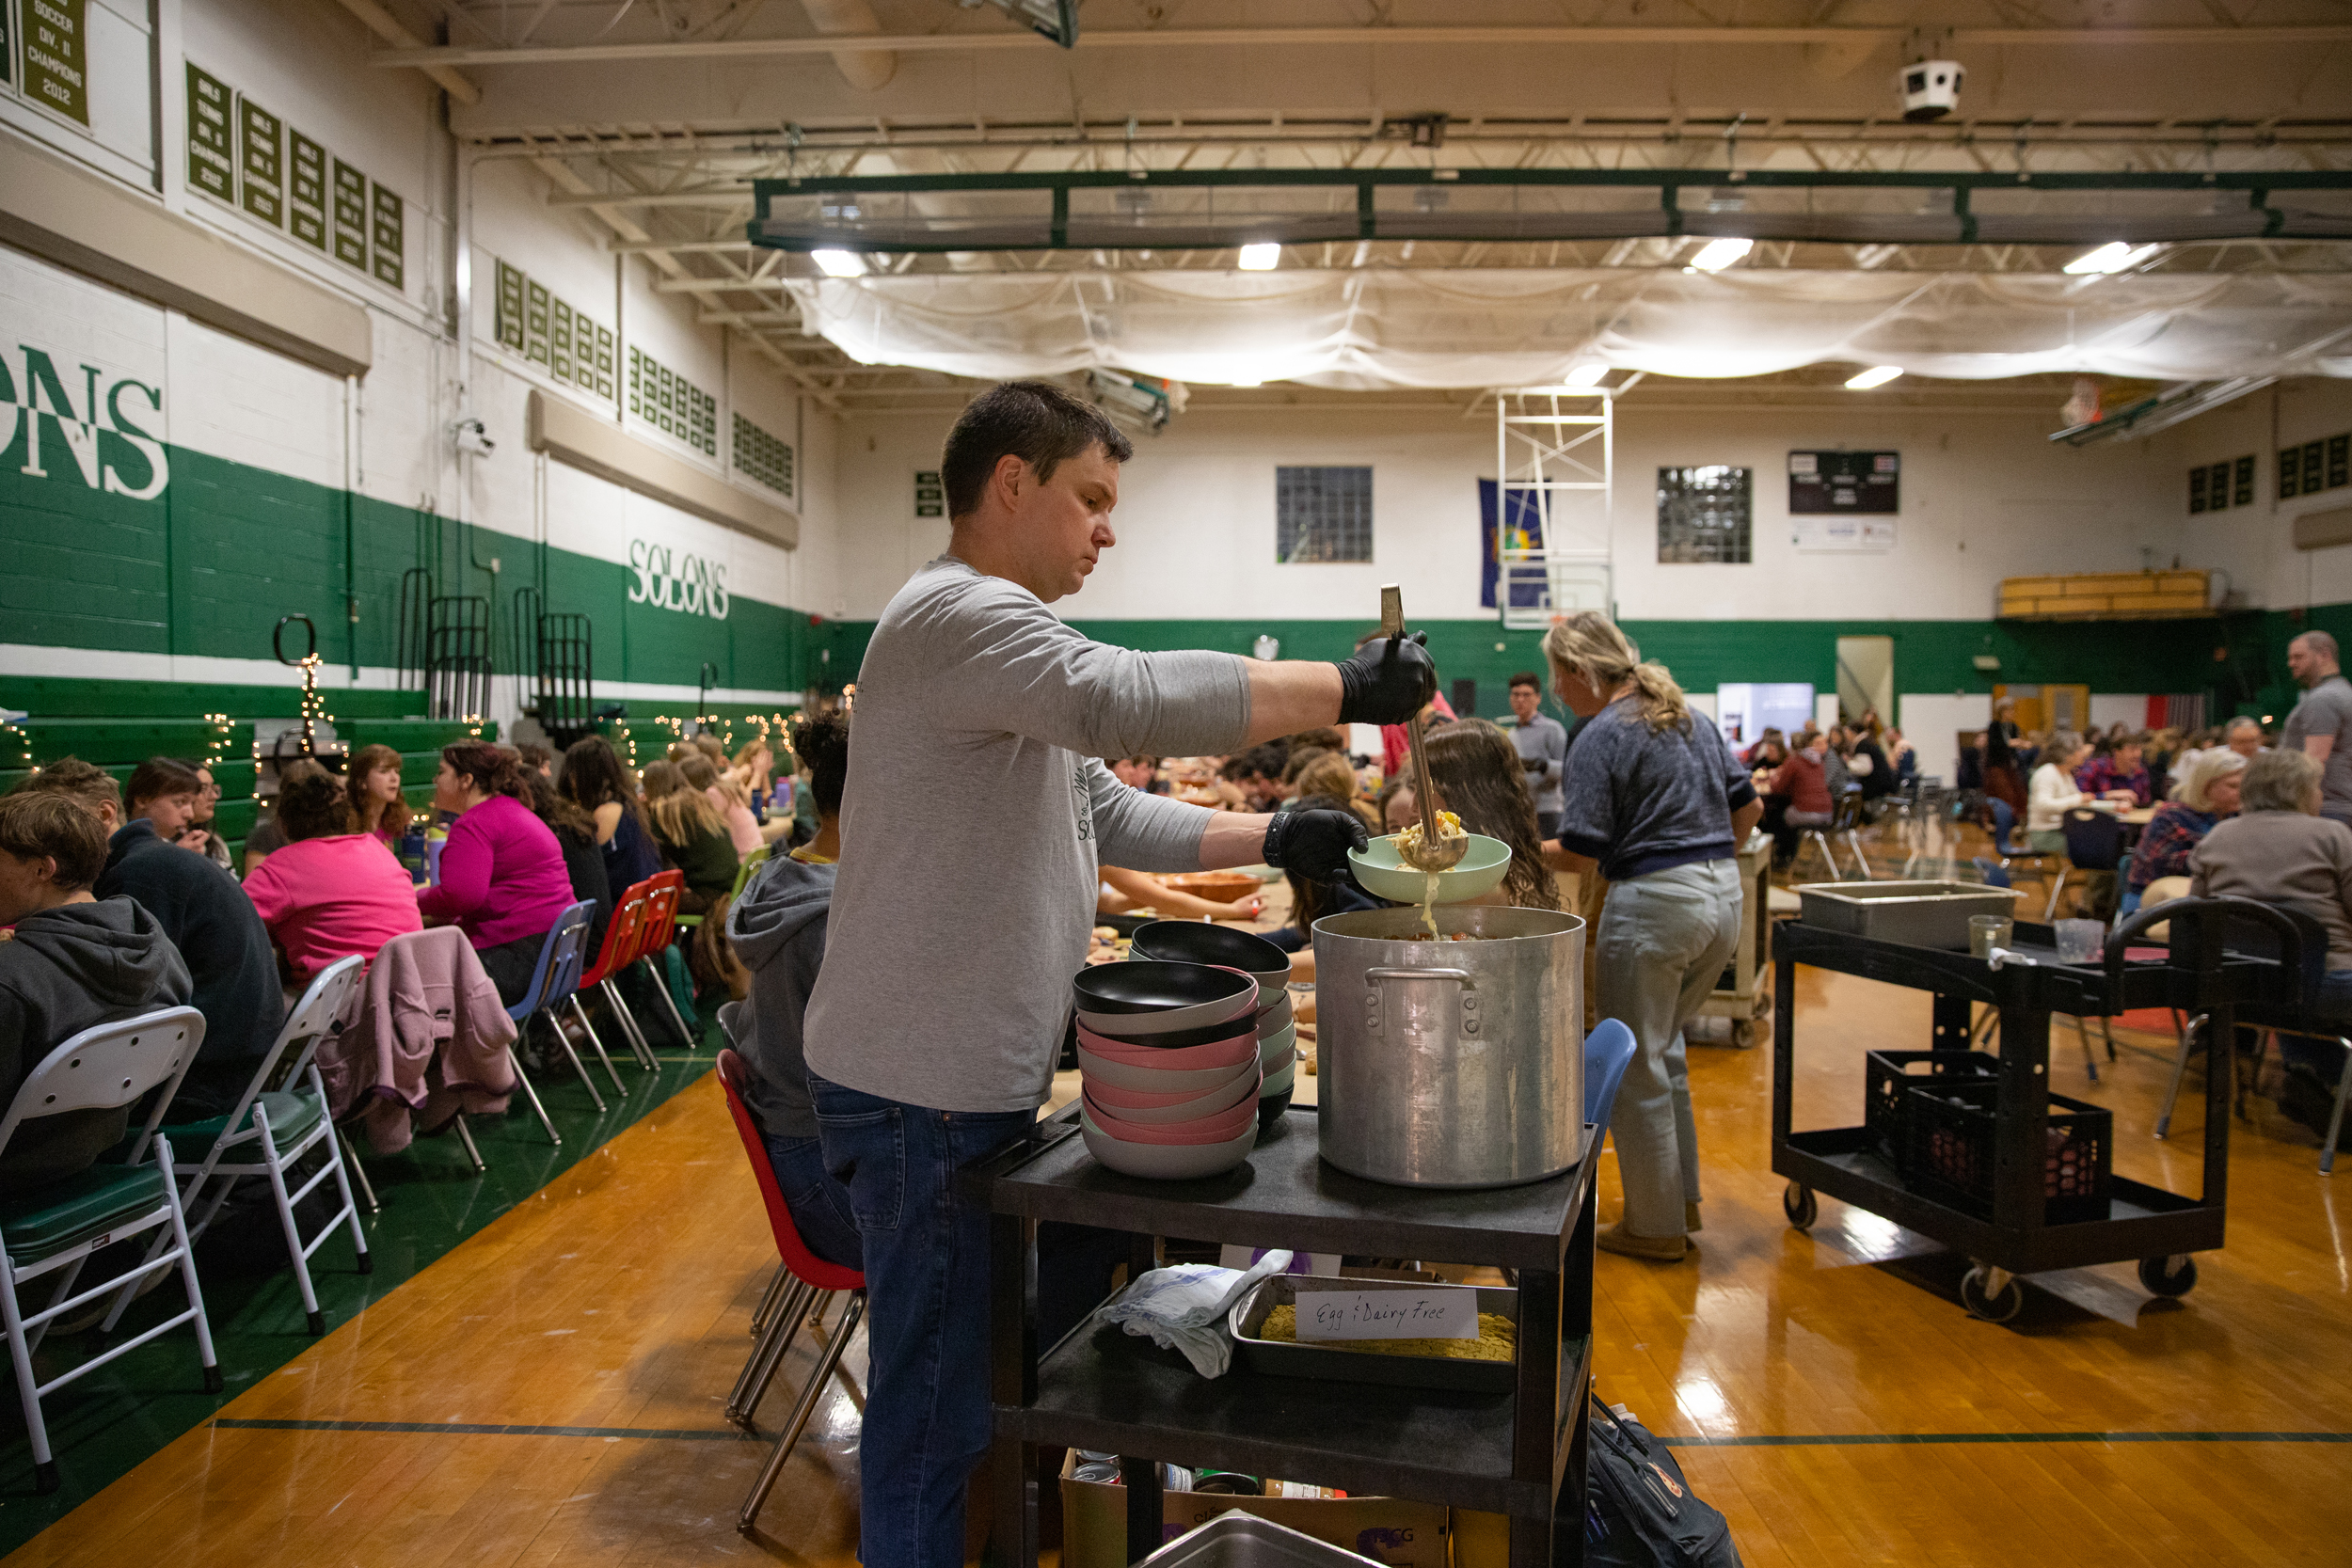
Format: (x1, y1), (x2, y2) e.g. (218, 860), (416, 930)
(1504, 671), (1568, 838)
(800, 381), (1436, 1568)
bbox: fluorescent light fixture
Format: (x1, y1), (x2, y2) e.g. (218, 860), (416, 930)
(1236, 242), (1281, 271)
(1688, 237), (1754, 272)
(1844, 365), (1903, 389)
(1564, 363), (1610, 388)
(811, 248), (866, 277)
(2062, 242), (2159, 276)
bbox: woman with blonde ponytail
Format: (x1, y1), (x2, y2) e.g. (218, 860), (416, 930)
(1543, 611), (1761, 1262)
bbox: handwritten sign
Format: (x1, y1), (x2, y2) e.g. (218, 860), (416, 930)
(1292, 1289), (1477, 1342)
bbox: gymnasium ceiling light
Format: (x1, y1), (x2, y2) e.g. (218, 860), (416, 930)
(1844, 365), (1904, 388)
(1236, 242), (1281, 271)
(2063, 242), (2161, 275)
(1687, 237), (1753, 272)
(811, 248), (866, 277)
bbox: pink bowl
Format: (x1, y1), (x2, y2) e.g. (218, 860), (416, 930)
(1080, 1063), (1260, 1123)
(1081, 1057), (1257, 1110)
(1073, 1025), (1256, 1071)
(1081, 1091), (1260, 1145)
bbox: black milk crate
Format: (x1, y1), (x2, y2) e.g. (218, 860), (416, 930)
(1900, 1080), (2113, 1225)
(1863, 1050), (2002, 1164)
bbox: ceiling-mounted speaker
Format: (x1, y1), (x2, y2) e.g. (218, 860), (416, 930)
(1898, 60), (1963, 122)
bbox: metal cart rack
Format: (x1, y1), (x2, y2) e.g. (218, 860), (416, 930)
(1694, 835), (1775, 1047)
(1771, 897), (2302, 1322)
(969, 1104), (1598, 1568)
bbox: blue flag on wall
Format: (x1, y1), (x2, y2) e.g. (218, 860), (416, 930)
(1478, 480), (1548, 610)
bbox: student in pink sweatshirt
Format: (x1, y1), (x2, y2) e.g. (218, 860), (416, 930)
(415, 742), (577, 1006)
(244, 760), (421, 982)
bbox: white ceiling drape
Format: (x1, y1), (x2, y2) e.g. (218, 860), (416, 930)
(784, 268), (2352, 388)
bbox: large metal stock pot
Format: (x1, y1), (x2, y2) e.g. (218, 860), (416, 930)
(1311, 904), (1585, 1189)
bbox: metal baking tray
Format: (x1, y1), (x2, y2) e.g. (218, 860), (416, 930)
(1794, 879), (2024, 951)
(1228, 1274), (1517, 1393)
(1139, 1513), (1387, 1568)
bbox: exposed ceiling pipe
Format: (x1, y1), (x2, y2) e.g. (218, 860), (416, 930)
(798, 0), (898, 91)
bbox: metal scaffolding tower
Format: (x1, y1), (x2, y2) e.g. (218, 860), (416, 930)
(1494, 385), (1615, 630)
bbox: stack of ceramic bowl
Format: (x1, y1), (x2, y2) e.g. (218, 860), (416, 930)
(1071, 959), (1262, 1179)
(1130, 922), (1297, 1130)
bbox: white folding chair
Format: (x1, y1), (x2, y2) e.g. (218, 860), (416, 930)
(0, 1006), (220, 1493)
(164, 957), (373, 1337)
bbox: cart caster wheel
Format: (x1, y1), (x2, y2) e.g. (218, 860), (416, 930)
(1782, 1182), (1818, 1230)
(1961, 1266), (2025, 1323)
(2137, 1255), (2198, 1298)
(1732, 1021), (1761, 1049)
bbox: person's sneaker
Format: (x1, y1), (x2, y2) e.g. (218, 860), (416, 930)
(1597, 1224), (1689, 1262)
(1685, 1201), (1703, 1233)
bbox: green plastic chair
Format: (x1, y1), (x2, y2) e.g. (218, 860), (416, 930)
(675, 843), (771, 932)
(0, 1006), (221, 1493)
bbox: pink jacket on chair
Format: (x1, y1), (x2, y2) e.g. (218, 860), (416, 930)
(321, 927), (520, 1154)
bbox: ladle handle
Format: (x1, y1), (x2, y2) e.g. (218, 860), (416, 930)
(1380, 584), (1403, 640)
(1377, 585), (1447, 849)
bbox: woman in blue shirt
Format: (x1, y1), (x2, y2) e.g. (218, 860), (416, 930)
(1546, 614), (1762, 1261)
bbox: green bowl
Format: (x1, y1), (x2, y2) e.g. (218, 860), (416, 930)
(1347, 832), (1513, 904)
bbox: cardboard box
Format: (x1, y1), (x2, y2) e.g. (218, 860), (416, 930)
(1058, 1450), (1450, 1568)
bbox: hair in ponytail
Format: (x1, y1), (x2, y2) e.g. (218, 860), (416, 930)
(789, 711), (852, 817)
(1541, 611), (1690, 733)
(442, 740), (530, 800)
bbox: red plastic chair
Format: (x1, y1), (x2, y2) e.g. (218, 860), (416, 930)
(578, 881), (658, 1071)
(714, 1048), (865, 1537)
(632, 870), (698, 1050)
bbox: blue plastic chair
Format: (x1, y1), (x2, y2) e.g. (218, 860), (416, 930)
(1583, 1019), (1639, 1144)
(508, 899), (627, 1116)
(1972, 856), (2012, 890)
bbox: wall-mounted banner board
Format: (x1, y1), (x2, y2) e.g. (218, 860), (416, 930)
(1789, 451), (1899, 515)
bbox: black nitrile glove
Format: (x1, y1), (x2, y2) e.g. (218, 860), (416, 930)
(1263, 808), (1370, 883)
(1335, 633), (1437, 726)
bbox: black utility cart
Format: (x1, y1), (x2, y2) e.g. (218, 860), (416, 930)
(967, 1103), (1599, 1568)
(1771, 896), (2307, 1323)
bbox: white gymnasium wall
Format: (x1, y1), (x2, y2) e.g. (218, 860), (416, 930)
(833, 401), (2180, 623)
(2158, 378), (2352, 613)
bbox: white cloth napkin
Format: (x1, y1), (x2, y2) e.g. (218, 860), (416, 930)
(1091, 1250), (1295, 1378)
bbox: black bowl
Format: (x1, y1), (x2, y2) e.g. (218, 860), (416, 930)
(1130, 921), (1290, 978)
(1071, 959), (1256, 1017)
(1255, 1087), (1295, 1129)
(1079, 1014), (1263, 1050)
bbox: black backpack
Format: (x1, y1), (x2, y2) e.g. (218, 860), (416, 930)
(1582, 1395), (1743, 1568)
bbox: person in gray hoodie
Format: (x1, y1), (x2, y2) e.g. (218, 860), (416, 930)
(723, 712), (858, 1269)
(0, 791), (194, 1195)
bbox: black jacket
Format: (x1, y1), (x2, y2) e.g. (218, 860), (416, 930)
(723, 854), (834, 1141)
(98, 820), (283, 1064)
(0, 898), (193, 1192)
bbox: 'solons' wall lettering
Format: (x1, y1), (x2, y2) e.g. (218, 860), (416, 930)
(0, 343), (170, 500)
(628, 538), (730, 620)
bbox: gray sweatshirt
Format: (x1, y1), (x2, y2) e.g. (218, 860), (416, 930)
(802, 555), (1251, 1112)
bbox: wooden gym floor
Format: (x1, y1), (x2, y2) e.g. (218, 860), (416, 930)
(6, 895), (2350, 1562)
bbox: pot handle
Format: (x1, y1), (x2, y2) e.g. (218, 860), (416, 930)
(1366, 967), (1475, 987)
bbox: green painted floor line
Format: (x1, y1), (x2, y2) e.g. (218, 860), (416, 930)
(0, 1044), (720, 1558)
(1658, 1430), (2352, 1448)
(213, 1417), (755, 1441)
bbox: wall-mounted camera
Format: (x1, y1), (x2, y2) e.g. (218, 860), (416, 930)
(451, 416), (495, 458)
(1898, 59), (1963, 122)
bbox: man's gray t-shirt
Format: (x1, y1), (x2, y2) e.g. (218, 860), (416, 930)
(2284, 674), (2352, 820)
(802, 555), (1252, 1113)
(1506, 713), (1568, 817)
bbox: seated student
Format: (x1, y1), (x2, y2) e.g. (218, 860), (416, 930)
(1845, 727), (1894, 803)
(2188, 748), (2352, 1132)
(1883, 726), (1917, 784)
(1770, 731), (1836, 863)
(243, 759), (421, 983)
(20, 759), (282, 1118)
(683, 753), (764, 856)
(1422, 718), (1564, 911)
(2122, 749), (2244, 915)
(517, 743), (556, 780)
(560, 736), (661, 896)
(1217, 744), (1288, 812)
(1110, 754), (1167, 795)
(723, 712), (860, 1269)
(345, 742), (413, 852)
(179, 760), (237, 875)
(522, 771), (613, 959)
(415, 742), (577, 1007)
(2026, 730), (2096, 853)
(1376, 775), (1418, 835)
(0, 792), (194, 1194)
(642, 759), (745, 996)
(122, 757), (220, 866)
(1283, 750), (1376, 832)
(2076, 730), (2154, 806)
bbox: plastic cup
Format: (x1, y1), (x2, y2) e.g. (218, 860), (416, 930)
(2056, 918), (2106, 964)
(1969, 914), (2013, 958)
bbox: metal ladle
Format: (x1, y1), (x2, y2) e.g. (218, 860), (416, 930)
(1380, 585), (1466, 873)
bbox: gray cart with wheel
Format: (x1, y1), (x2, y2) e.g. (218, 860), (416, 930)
(1770, 896), (2303, 1322)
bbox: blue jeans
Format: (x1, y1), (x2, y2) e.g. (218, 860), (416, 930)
(810, 1074), (1127, 1568)
(762, 1133), (863, 1271)
(1985, 797), (2017, 856)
